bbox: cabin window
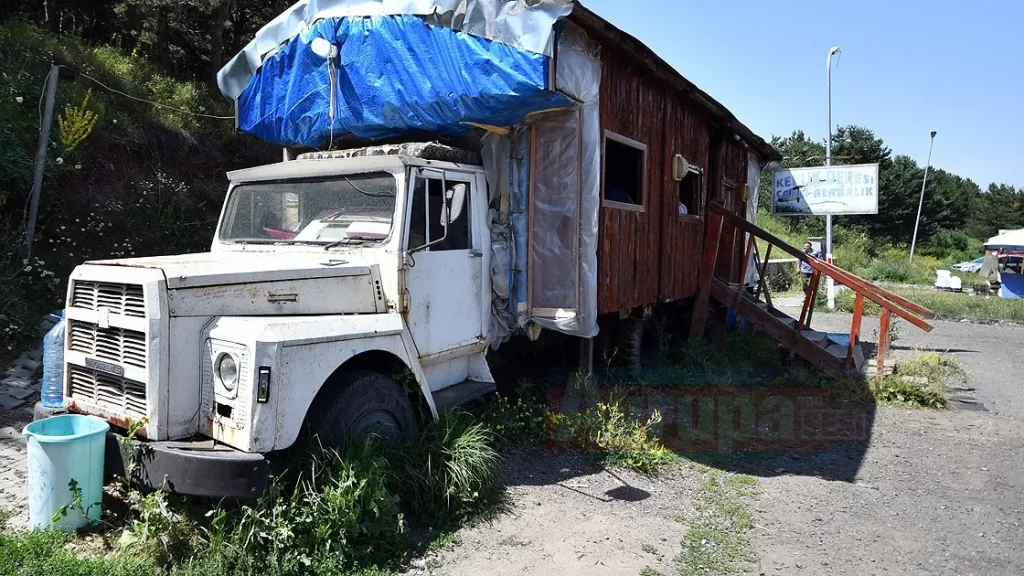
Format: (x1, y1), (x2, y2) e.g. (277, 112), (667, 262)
(678, 168), (702, 222)
(408, 175), (471, 252)
(602, 131), (647, 211)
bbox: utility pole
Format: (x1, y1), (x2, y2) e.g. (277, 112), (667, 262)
(825, 46), (841, 310)
(25, 65), (61, 260)
(909, 131), (938, 263)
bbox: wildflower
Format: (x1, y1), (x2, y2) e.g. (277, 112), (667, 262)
(15, 96), (23, 104)
(55, 157), (64, 165)
(75, 164), (81, 170)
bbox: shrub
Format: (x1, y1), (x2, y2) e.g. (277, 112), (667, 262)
(923, 229), (972, 259)
(227, 441), (404, 574)
(479, 391), (551, 448)
(871, 377), (947, 409)
(553, 390), (675, 475)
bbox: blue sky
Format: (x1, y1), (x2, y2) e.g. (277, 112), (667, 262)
(584, 0), (1023, 189)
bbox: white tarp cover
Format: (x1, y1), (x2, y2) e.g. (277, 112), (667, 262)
(527, 26), (601, 338)
(985, 229), (1024, 252)
(217, 0), (574, 99)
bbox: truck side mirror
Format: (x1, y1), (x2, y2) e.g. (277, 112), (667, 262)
(442, 183), (466, 227)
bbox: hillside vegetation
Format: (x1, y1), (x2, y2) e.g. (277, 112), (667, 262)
(0, 20), (275, 356)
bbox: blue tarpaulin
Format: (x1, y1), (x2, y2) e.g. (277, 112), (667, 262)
(237, 14), (570, 147)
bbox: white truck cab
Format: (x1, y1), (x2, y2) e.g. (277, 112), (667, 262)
(59, 143), (497, 496)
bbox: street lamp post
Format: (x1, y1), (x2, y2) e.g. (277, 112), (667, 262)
(909, 131), (938, 263)
(825, 46), (841, 309)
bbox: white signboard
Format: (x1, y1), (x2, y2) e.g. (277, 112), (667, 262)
(772, 164), (880, 216)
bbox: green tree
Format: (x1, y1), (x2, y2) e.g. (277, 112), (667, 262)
(968, 183), (1024, 239)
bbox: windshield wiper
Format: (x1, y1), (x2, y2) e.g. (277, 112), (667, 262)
(323, 238), (370, 251)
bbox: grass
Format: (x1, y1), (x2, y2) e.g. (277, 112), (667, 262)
(677, 469), (758, 576)
(0, 412), (504, 576)
(835, 285), (1024, 323)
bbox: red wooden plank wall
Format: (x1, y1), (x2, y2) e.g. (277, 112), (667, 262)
(597, 50), (729, 314)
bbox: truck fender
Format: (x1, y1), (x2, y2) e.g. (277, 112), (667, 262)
(269, 316), (436, 451)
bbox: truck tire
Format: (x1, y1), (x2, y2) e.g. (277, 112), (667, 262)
(618, 318), (643, 369)
(310, 370), (419, 448)
(617, 317), (659, 370)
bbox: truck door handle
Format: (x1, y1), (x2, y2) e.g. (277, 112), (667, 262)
(469, 250), (483, 258)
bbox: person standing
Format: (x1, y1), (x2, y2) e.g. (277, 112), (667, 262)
(801, 242), (822, 293)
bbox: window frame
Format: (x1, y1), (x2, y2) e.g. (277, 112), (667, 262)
(677, 166), (704, 225)
(405, 168), (474, 253)
(601, 130), (648, 212)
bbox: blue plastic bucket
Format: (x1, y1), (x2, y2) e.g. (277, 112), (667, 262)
(23, 414), (109, 531)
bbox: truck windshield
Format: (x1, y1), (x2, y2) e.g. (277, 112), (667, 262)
(220, 173), (397, 245)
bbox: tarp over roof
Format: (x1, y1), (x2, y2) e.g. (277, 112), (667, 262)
(217, 0), (572, 100)
(216, 0), (572, 147)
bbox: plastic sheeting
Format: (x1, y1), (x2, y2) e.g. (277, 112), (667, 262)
(236, 14), (570, 146)
(482, 132), (514, 348)
(218, 0), (573, 100)
(521, 26), (601, 338)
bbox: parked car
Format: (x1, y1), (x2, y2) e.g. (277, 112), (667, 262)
(952, 257), (984, 273)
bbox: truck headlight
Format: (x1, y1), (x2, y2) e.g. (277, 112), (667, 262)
(216, 353), (239, 391)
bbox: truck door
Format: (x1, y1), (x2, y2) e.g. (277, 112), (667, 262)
(404, 168), (486, 360)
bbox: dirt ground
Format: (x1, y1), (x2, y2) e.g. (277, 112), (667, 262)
(421, 310), (1024, 576)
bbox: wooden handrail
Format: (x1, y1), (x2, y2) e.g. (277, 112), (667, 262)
(710, 203), (934, 332)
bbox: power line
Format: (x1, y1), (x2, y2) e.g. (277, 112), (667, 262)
(66, 66), (234, 120)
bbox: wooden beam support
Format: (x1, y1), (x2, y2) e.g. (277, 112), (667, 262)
(689, 212), (724, 340)
(877, 309), (891, 382)
(847, 294), (865, 368)
(734, 234), (756, 309)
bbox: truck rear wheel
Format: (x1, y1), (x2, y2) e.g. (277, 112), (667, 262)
(310, 370), (419, 448)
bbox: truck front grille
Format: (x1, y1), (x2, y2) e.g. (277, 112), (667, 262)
(68, 365), (148, 418)
(68, 320), (147, 369)
(71, 281), (146, 318)
(67, 280), (150, 420)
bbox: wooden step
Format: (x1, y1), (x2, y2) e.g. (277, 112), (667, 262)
(432, 380), (496, 412)
(801, 330), (829, 345)
(825, 343), (866, 372)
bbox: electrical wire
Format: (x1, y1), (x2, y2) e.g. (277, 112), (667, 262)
(67, 66), (234, 120)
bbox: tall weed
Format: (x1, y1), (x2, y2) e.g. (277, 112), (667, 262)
(397, 411), (501, 522)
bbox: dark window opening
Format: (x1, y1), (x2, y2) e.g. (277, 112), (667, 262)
(678, 171), (701, 217)
(603, 137), (645, 208)
(408, 177), (471, 252)
(216, 403), (233, 419)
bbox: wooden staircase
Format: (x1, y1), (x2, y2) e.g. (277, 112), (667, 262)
(690, 203), (935, 381)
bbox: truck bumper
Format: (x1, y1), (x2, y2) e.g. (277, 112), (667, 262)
(34, 402), (269, 498)
(105, 432), (270, 499)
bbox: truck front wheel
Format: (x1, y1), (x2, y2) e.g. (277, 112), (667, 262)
(310, 370), (420, 448)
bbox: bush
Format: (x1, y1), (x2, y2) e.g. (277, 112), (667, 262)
(922, 229), (971, 259)
(479, 391), (551, 448)
(223, 441), (404, 575)
(553, 389), (675, 475)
